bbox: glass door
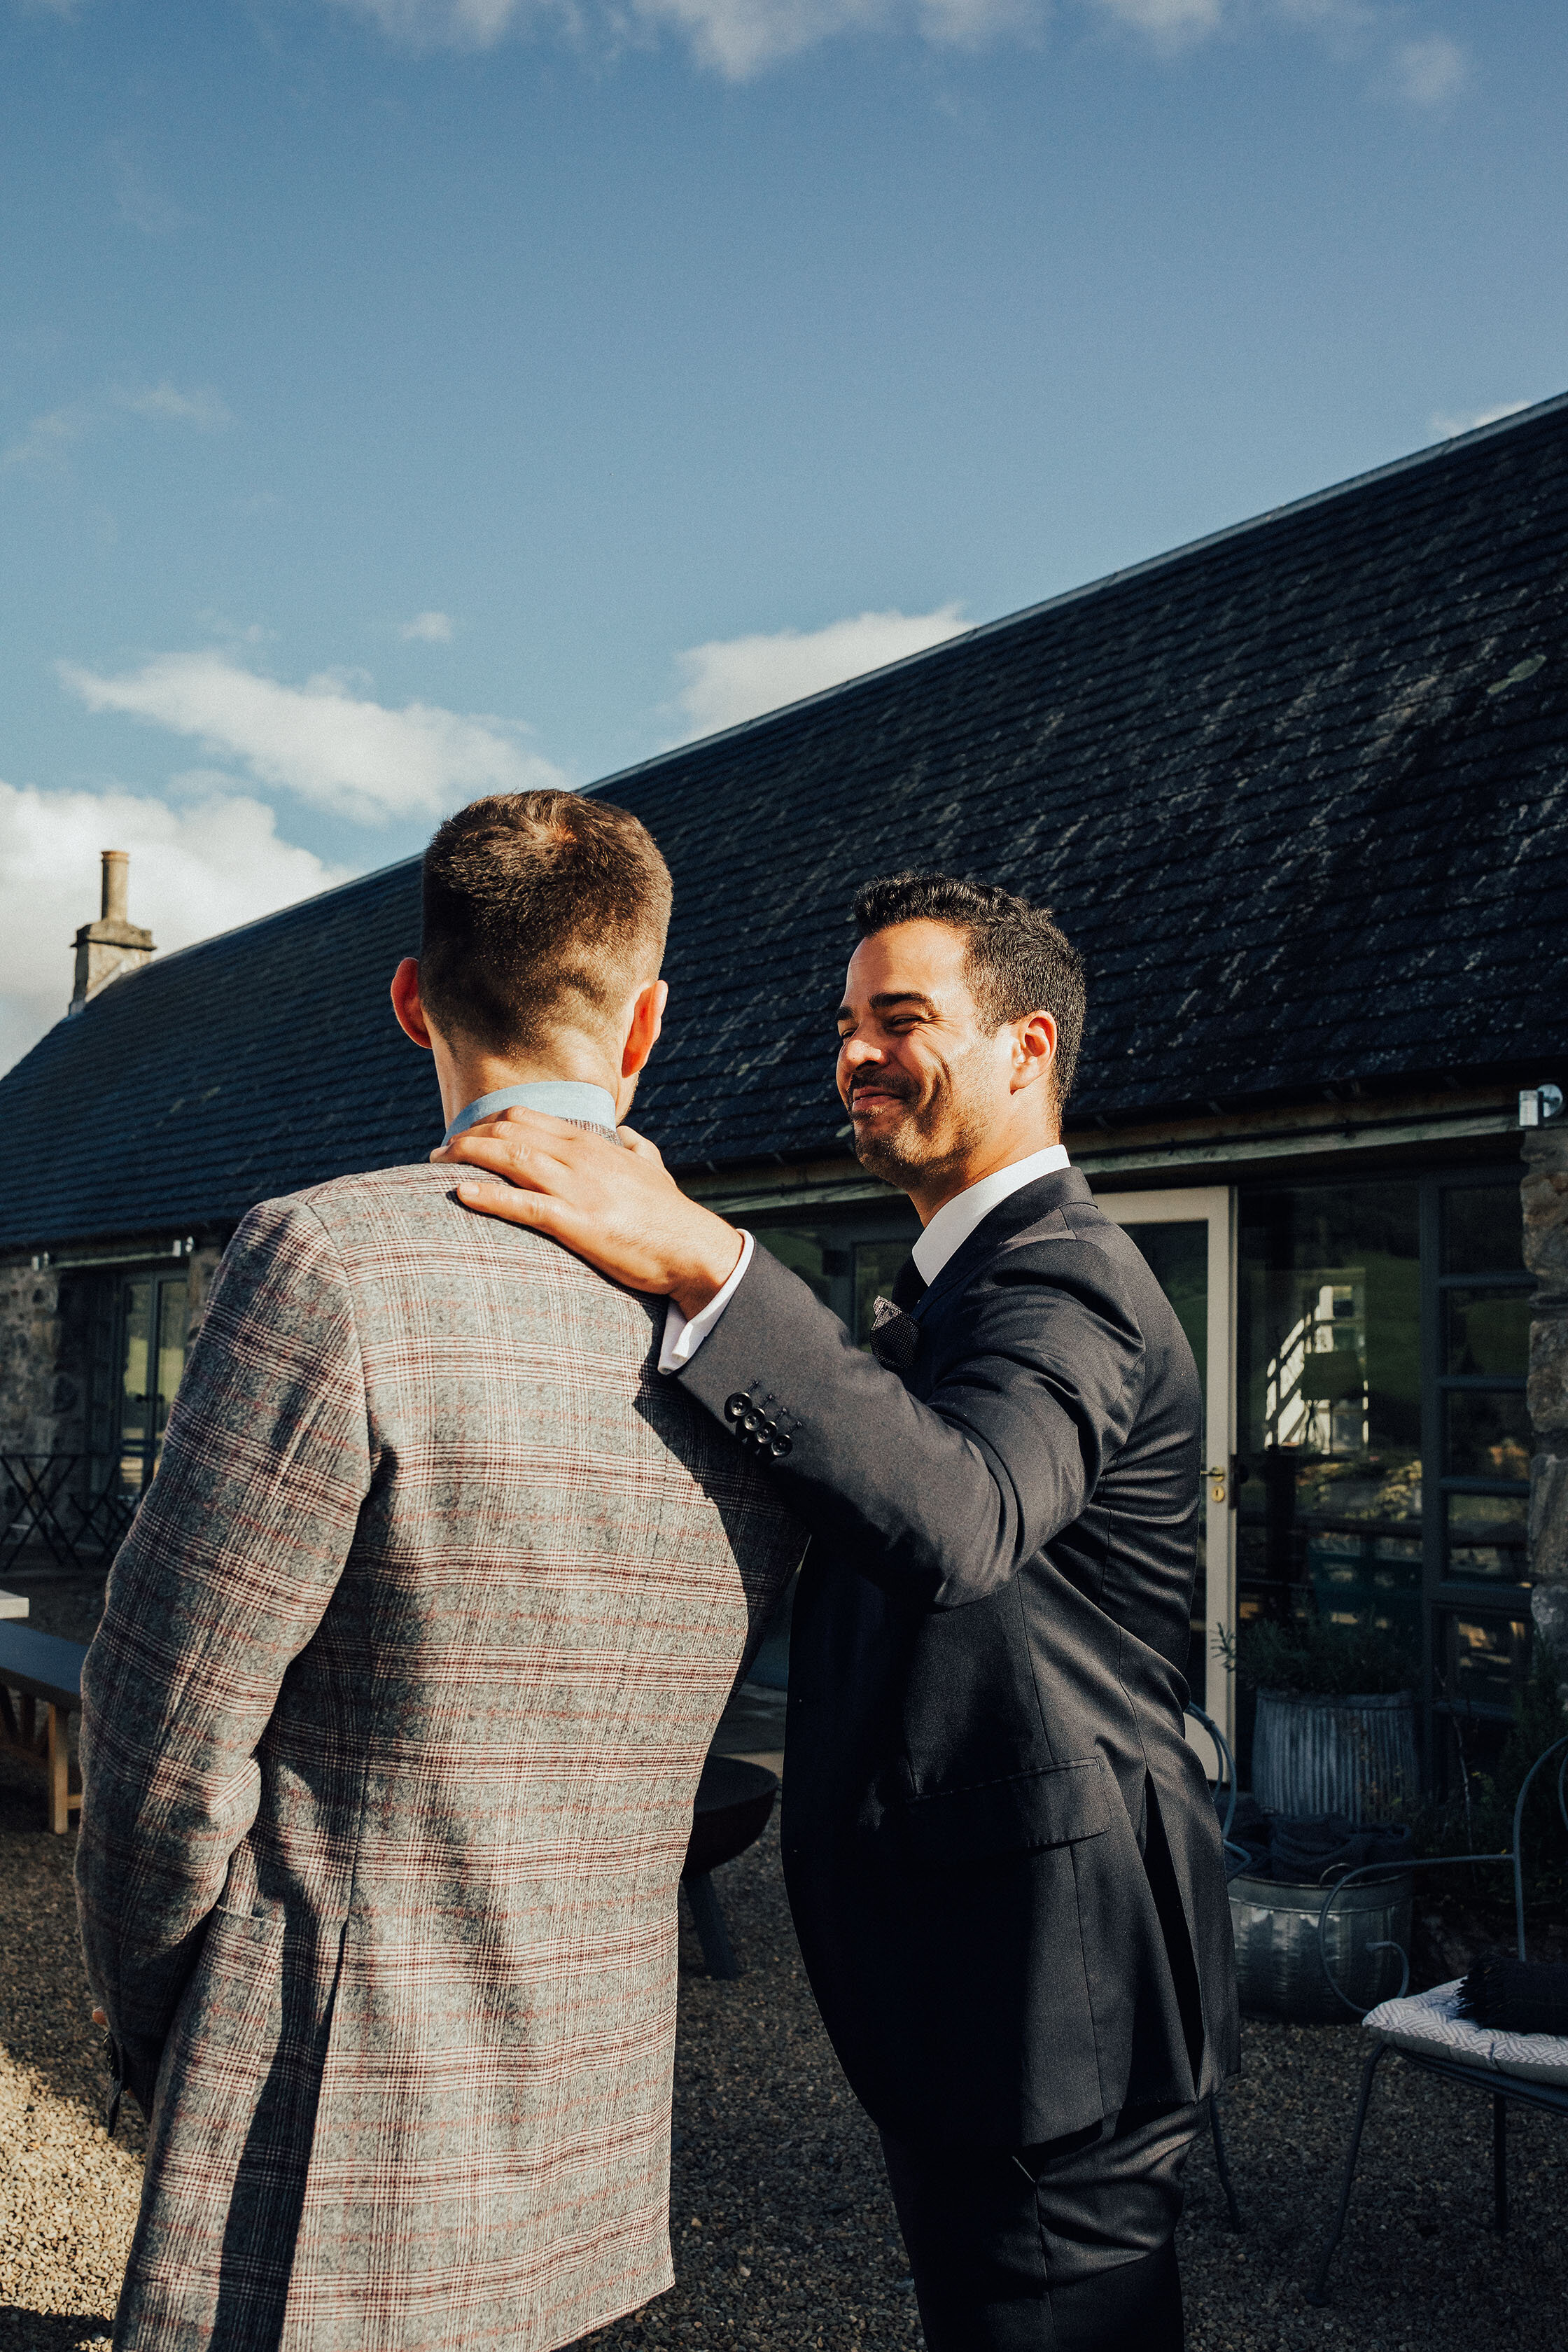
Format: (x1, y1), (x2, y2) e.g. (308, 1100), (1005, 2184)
(113, 1273), (190, 1502)
(1097, 1188), (1237, 1755)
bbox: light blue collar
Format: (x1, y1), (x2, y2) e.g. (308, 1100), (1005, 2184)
(444, 1079), (618, 1144)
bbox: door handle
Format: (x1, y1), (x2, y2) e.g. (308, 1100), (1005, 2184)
(1207, 1464), (1227, 1506)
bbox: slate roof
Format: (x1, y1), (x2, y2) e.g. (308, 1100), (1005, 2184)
(4, 395), (1568, 1251)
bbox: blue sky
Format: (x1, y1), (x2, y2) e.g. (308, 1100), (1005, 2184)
(3, 0), (1566, 1065)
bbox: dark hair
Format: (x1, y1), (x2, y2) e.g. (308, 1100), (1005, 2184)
(851, 870), (1086, 1105)
(420, 791), (671, 1056)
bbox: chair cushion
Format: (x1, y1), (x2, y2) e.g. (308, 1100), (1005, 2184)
(1365, 1978), (1568, 2089)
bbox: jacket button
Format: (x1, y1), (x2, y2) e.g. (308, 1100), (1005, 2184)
(725, 1395), (748, 1420)
(770, 1435), (792, 1458)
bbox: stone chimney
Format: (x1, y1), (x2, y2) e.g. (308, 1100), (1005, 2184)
(69, 850), (155, 1016)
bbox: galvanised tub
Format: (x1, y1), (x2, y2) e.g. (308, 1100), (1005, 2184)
(1229, 1868), (1413, 2022)
(1252, 1688), (1418, 1822)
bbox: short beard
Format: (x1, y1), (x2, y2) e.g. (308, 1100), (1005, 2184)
(849, 1045), (996, 1196)
(852, 1116), (930, 1191)
(851, 1098), (981, 1195)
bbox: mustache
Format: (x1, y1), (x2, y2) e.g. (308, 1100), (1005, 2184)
(849, 1072), (916, 1106)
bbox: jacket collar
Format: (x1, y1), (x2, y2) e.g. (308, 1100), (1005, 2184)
(914, 1164), (1095, 1322)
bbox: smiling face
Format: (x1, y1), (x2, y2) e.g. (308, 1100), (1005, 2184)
(834, 918), (1059, 1219)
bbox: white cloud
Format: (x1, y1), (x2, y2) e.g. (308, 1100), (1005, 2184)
(1, 402), (93, 475)
(1392, 31), (1466, 106)
(673, 604), (970, 739)
(330, 0), (531, 45)
(1430, 400), (1530, 440)
(0, 780), (356, 1075)
(326, 0), (1476, 80)
(1, 380), (232, 479)
(115, 381), (232, 430)
(400, 609), (456, 643)
(631, 0), (890, 75)
(57, 650), (566, 826)
(334, 0), (1038, 73)
(1087, 0), (1224, 42)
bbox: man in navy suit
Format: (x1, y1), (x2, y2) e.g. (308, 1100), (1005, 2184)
(440, 872), (1239, 2352)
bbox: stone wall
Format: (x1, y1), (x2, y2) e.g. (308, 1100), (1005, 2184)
(0, 1264), (87, 1455)
(1524, 1125), (1568, 1702)
(0, 1243), (226, 1462)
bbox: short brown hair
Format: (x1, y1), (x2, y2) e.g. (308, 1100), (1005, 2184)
(420, 792), (672, 1056)
(852, 870), (1087, 1105)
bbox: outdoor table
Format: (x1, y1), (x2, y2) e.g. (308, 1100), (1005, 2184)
(0, 1623), (85, 1833)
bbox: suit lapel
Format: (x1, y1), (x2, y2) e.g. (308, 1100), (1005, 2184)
(913, 1166), (1095, 1324)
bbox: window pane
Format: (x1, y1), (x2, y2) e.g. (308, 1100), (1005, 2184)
(1445, 1390), (1532, 1483)
(1308, 1530), (1422, 1648)
(855, 1241), (914, 1345)
(754, 1228), (836, 1308)
(1443, 1615), (1530, 1714)
(86, 1277), (120, 1458)
(1236, 1185), (1422, 1673)
(1445, 1492), (1528, 1582)
(1116, 1219), (1210, 1693)
(153, 1280), (190, 1452)
(1445, 1185), (1523, 1277)
(119, 1282), (152, 1447)
(1120, 1223), (1208, 1417)
(1445, 1289), (1531, 1376)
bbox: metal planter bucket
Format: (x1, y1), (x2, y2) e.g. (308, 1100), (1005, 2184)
(1252, 1689), (1418, 1822)
(1229, 1870), (1412, 2022)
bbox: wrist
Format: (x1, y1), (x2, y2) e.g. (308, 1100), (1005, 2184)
(669, 1219), (746, 1321)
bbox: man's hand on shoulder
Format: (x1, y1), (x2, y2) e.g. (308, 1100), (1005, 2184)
(434, 1107), (744, 1318)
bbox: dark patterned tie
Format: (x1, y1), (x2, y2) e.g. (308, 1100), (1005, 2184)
(869, 1254), (927, 1372)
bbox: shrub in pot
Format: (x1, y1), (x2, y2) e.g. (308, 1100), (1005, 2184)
(1224, 1618), (1418, 1821)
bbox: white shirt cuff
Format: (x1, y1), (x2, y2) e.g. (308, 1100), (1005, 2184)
(659, 1231), (755, 1373)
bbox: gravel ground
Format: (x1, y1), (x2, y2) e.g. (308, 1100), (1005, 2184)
(3, 1706), (1566, 2352)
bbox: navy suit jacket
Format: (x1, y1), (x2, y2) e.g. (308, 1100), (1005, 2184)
(677, 1165), (1240, 2149)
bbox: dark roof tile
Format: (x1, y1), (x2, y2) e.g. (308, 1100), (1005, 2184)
(4, 398), (1568, 1248)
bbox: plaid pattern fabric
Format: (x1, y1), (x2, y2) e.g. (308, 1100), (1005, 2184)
(76, 1164), (804, 2352)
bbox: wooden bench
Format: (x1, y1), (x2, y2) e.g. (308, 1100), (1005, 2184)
(0, 1624), (87, 1833)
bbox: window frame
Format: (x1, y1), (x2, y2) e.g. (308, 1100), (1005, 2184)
(1421, 1168), (1535, 1775)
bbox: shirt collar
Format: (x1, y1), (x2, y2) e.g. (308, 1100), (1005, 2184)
(910, 1144), (1072, 1287)
(443, 1079), (619, 1145)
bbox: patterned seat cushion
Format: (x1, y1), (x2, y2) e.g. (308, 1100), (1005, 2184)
(1365, 1978), (1568, 2089)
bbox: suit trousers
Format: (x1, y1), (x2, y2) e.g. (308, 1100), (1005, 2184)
(880, 2101), (1200, 2352)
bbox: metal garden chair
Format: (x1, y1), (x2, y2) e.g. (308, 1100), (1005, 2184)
(1307, 1731), (1568, 2304)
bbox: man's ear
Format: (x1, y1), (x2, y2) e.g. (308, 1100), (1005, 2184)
(1011, 1009), (1058, 1093)
(391, 957), (434, 1051)
(622, 978), (668, 1079)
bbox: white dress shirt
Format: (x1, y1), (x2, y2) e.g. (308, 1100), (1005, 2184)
(659, 1231), (756, 1371)
(909, 1142), (1071, 1285)
(659, 1142), (1070, 1371)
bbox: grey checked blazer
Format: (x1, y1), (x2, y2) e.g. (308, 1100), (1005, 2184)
(76, 1163), (803, 2352)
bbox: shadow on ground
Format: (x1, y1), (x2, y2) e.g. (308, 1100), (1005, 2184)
(0, 2311), (113, 2352)
(4, 1746), (1565, 2352)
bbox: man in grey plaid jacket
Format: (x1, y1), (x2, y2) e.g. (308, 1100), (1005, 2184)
(76, 791), (803, 2352)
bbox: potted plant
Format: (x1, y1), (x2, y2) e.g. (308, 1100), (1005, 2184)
(1220, 1618), (1418, 2021)
(1223, 1616), (1418, 1821)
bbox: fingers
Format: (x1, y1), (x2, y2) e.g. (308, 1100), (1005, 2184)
(616, 1124), (665, 1165)
(433, 1105), (603, 1170)
(439, 1133), (554, 1189)
(91, 2007), (108, 2027)
(453, 1177), (663, 1293)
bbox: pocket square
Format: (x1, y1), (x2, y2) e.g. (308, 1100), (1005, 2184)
(869, 1296), (921, 1373)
